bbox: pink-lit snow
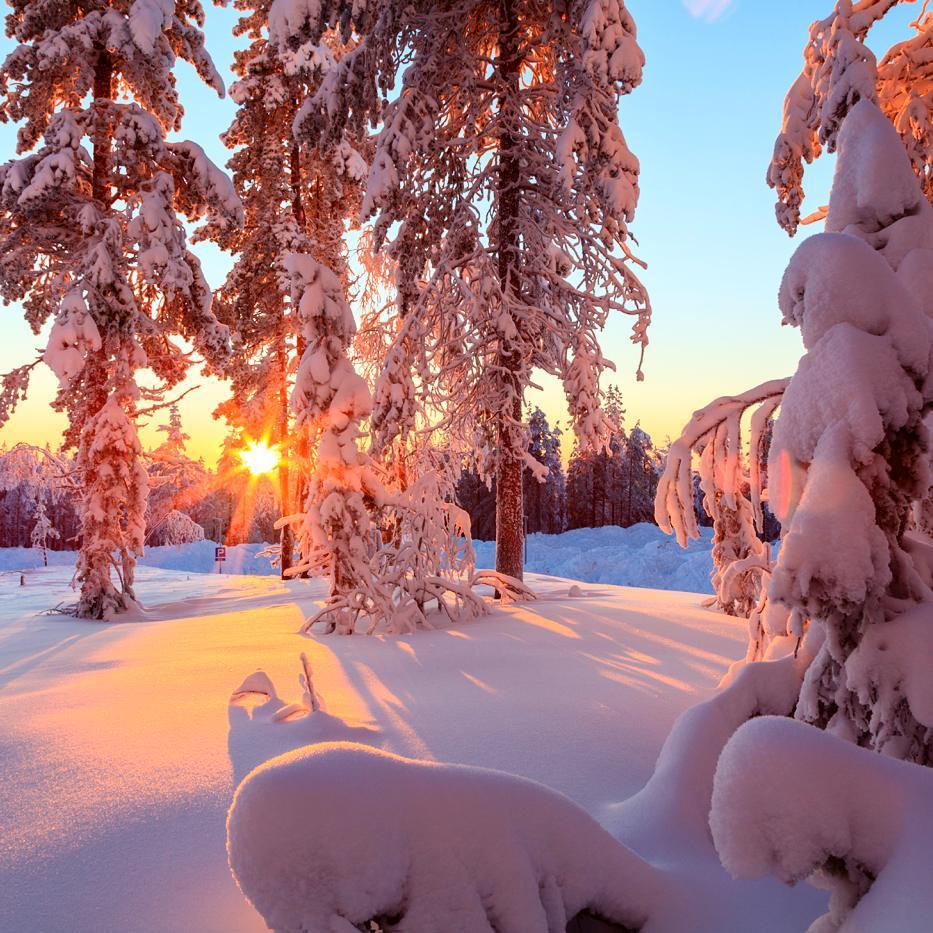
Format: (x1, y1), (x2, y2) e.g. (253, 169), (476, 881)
(0, 562), (822, 931)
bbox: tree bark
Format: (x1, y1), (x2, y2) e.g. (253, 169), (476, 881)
(494, 0), (524, 582)
(277, 335), (294, 578)
(92, 45), (113, 203)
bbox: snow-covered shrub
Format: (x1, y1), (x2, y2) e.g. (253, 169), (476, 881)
(227, 742), (660, 933)
(655, 380), (787, 658)
(150, 509), (205, 547)
(711, 716), (933, 932)
(768, 100), (933, 761)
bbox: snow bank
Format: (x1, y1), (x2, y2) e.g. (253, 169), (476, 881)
(612, 631), (819, 856)
(474, 523), (720, 594)
(228, 742), (660, 933)
(0, 540), (276, 576)
(711, 716), (933, 932)
(0, 523), (724, 593)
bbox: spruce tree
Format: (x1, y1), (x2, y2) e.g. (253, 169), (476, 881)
(269, 0), (651, 582)
(0, 0), (242, 617)
(205, 0), (365, 577)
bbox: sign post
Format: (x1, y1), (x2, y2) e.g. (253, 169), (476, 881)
(215, 545), (227, 573)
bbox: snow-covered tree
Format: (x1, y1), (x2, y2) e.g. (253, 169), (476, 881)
(622, 425), (658, 527)
(769, 0), (932, 234)
(29, 460), (59, 564)
(769, 100), (933, 762)
(656, 381), (786, 656)
(155, 403), (189, 457)
(146, 404), (209, 541)
(206, 0), (365, 577)
(280, 253), (383, 631)
(269, 0), (652, 582)
(282, 255), (499, 633)
(0, 0), (243, 617)
(0, 443), (78, 548)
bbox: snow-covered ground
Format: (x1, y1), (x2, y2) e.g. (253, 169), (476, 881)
(0, 522), (722, 594)
(0, 561), (824, 931)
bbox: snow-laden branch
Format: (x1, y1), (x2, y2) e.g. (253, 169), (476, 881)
(655, 378), (788, 547)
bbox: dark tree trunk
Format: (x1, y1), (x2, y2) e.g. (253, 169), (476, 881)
(494, 0), (524, 582)
(277, 336), (294, 578)
(92, 45), (113, 203)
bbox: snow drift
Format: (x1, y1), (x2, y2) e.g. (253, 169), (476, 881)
(227, 742), (661, 933)
(711, 716), (933, 932)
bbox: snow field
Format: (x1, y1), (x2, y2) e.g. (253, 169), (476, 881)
(0, 564), (821, 932)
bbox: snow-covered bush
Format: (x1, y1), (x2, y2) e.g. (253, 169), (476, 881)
(228, 742), (660, 933)
(150, 509), (205, 547)
(711, 716), (933, 932)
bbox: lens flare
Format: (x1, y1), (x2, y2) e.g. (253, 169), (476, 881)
(240, 440), (279, 476)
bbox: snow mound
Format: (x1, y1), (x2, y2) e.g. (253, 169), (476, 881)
(711, 716), (933, 932)
(227, 742), (661, 933)
(474, 523), (719, 594)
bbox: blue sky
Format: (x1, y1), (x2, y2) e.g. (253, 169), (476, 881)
(0, 0), (918, 462)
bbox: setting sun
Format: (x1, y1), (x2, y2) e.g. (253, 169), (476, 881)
(239, 440), (279, 476)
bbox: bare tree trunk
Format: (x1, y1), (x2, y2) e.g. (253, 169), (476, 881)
(494, 0), (524, 582)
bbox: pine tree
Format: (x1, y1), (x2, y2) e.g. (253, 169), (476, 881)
(270, 0), (651, 582)
(0, 0), (243, 617)
(770, 101), (933, 761)
(455, 457), (497, 541)
(566, 442), (595, 530)
(155, 403), (189, 458)
(205, 0), (365, 577)
(621, 425), (657, 526)
(524, 407), (566, 535)
(146, 405), (209, 543)
(769, 0), (932, 235)
(29, 460), (59, 564)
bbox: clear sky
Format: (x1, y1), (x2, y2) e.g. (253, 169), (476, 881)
(0, 0), (917, 463)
